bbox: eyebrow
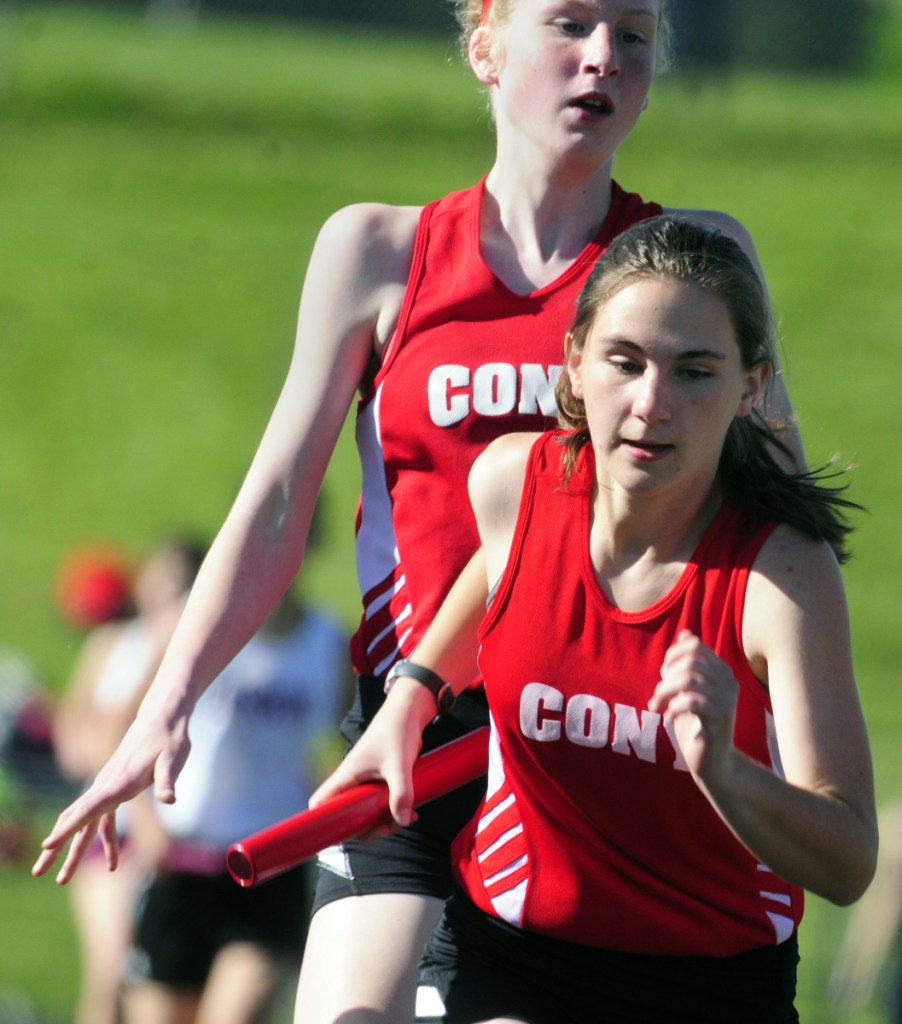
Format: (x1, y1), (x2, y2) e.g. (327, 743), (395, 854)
(609, 339), (727, 361)
(611, 4), (659, 20)
(679, 349), (727, 361)
(557, 2), (658, 19)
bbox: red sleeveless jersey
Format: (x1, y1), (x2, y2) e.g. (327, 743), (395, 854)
(453, 432), (804, 956)
(350, 180), (662, 676)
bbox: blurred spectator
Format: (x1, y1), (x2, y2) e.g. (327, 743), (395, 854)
(0, 650), (64, 864)
(121, 580), (351, 1024)
(54, 544), (134, 630)
(830, 800), (902, 1022)
(54, 538), (205, 1024)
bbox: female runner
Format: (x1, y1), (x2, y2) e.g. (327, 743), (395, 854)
(35, 3), (802, 1021)
(314, 215), (876, 1023)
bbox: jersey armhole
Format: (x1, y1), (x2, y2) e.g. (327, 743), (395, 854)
(477, 434), (548, 641)
(369, 199), (440, 394)
(736, 518), (781, 701)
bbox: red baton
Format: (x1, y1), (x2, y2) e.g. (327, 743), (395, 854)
(226, 726), (489, 887)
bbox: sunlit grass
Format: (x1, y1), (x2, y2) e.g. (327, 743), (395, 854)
(2, 4), (901, 1021)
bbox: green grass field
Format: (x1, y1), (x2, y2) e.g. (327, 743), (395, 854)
(2, 4), (901, 1020)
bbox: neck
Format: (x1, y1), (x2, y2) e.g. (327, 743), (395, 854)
(480, 160), (614, 292)
(591, 475), (724, 569)
(587, 480), (723, 612)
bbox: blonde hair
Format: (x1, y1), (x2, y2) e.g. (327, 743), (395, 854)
(453, 0), (674, 73)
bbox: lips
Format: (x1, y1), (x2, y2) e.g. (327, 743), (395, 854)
(621, 439), (674, 460)
(572, 93), (614, 116)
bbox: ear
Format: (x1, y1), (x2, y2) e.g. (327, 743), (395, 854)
(469, 25), (500, 85)
(735, 362), (770, 417)
(565, 334), (585, 400)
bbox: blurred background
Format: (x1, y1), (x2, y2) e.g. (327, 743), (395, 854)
(1, 0), (901, 1020)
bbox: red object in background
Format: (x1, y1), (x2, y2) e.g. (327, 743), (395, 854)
(54, 546), (133, 628)
(227, 726), (490, 887)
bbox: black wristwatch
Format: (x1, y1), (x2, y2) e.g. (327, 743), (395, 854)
(384, 659), (456, 717)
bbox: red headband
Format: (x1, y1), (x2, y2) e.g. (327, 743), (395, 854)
(480, 0), (493, 25)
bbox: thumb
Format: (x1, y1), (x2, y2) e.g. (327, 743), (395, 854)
(98, 812), (120, 870)
(153, 770), (176, 804)
(153, 741), (188, 804)
(384, 760), (416, 828)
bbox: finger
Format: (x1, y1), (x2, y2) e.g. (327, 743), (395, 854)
(32, 843), (61, 878)
(659, 634), (699, 677)
(666, 628), (698, 655)
(152, 746), (186, 804)
(98, 813), (120, 871)
(39, 792), (103, 853)
(153, 776), (176, 804)
(54, 821), (99, 885)
(662, 692), (707, 722)
(356, 814), (415, 843)
(385, 766), (415, 828)
(308, 762), (373, 809)
(649, 672), (697, 713)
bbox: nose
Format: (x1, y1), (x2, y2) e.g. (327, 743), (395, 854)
(582, 24), (619, 77)
(633, 371), (671, 422)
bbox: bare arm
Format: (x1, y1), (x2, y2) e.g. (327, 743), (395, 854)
(33, 202), (421, 882)
(650, 527), (877, 905)
(153, 202), (421, 714)
(307, 549), (491, 830)
(308, 432), (536, 828)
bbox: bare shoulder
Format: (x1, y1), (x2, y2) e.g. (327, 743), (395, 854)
(298, 202), (424, 357)
(752, 523), (844, 595)
(316, 202), (423, 283)
(469, 432), (540, 534)
(321, 201), (423, 243)
(662, 206), (759, 262)
(743, 524), (850, 675)
(469, 432), (541, 584)
(470, 431), (539, 489)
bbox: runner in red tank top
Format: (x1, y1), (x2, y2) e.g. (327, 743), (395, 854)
(352, 180), (660, 679)
(317, 217), (875, 1022)
(37, 4), (807, 1021)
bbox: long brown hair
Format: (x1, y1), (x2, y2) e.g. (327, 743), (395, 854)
(556, 215), (860, 561)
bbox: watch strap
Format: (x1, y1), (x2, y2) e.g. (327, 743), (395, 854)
(384, 659), (455, 716)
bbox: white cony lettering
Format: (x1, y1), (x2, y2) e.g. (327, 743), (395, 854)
(611, 703), (660, 763)
(519, 683), (689, 770)
(473, 362), (517, 417)
(428, 363), (561, 427)
(565, 693), (610, 748)
(663, 719), (690, 772)
(428, 364), (470, 427)
(520, 683), (563, 741)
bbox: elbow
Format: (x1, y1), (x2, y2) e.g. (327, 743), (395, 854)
(828, 872), (875, 908)
(822, 826), (880, 907)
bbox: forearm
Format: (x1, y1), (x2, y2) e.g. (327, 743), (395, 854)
(405, 548), (489, 695)
(149, 239), (372, 714)
(698, 750), (877, 905)
(310, 550), (490, 822)
(138, 485), (310, 721)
